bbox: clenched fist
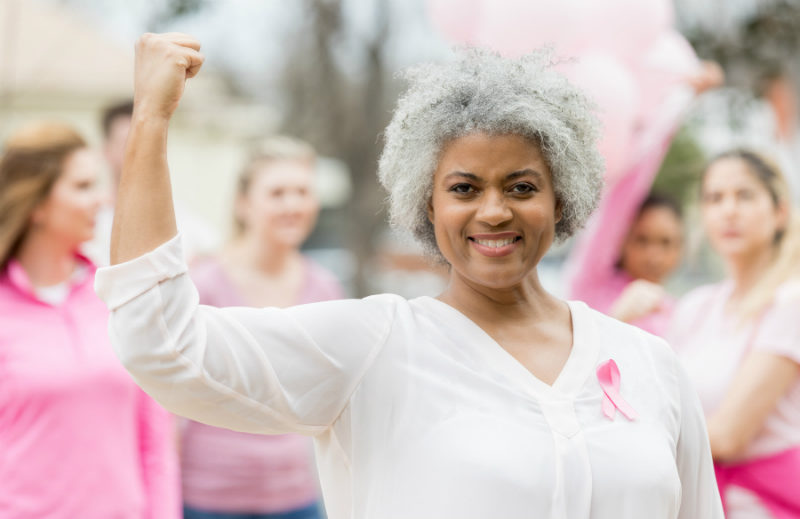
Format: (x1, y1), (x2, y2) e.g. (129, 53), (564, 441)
(609, 279), (666, 324)
(133, 33), (204, 119)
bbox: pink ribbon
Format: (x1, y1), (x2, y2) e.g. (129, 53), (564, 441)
(596, 359), (639, 421)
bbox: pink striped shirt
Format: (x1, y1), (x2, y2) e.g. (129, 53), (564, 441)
(180, 256), (344, 513)
(0, 257), (179, 519)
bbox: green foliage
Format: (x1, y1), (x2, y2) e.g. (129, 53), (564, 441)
(651, 125), (706, 207)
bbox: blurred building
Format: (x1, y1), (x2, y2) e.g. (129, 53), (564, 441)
(0, 0), (279, 239)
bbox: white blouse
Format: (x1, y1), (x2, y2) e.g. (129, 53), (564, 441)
(95, 235), (723, 519)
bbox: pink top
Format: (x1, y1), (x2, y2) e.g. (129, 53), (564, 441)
(180, 256), (345, 513)
(667, 280), (800, 518)
(715, 447), (800, 519)
(564, 90), (692, 338)
(0, 257), (179, 519)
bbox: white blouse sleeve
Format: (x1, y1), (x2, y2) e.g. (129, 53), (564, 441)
(673, 355), (725, 519)
(94, 234), (396, 436)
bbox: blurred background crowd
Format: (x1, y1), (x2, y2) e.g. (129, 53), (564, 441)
(3, 0), (800, 518)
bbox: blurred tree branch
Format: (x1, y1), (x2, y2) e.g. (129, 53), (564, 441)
(280, 0), (396, 296)
(147, 0), (211, 32)
(682, 0), (800, 94)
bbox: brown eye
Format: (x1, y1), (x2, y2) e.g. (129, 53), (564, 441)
(450, 183), (474, 194)
(510, 183), (535, 194)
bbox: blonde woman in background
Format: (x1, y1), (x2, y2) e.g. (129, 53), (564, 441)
(668, 150), (800, 518)
(0, 123), (178, 518)
(180, 137), (343, 519)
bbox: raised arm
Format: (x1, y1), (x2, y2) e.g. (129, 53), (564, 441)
(111, 33), (204, 265)
(98, 34), (395, 437)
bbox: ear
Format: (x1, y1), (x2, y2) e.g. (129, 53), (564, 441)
(554, 199), (563, 224)
(427, 201), (435, 225)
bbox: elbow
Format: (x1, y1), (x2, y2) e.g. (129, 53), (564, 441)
(709, 429), (749, 462)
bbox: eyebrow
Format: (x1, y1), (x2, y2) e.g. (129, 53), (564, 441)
(444, 169), (543, 182)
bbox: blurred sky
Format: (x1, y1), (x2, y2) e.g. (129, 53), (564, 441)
(41, 0), (452, 99)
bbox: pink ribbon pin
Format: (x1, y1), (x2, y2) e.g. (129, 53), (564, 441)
(596, 359), (639, 421)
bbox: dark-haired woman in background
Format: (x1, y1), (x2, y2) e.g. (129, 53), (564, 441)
(566, 62), (724, 337)
(0, 123), (178, 519)
(668, 150), (800, 518)
(608, 193), (683, 330)
(566, 188), (684, 336)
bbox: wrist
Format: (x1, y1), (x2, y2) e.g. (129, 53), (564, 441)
(131, 100), (173, 125)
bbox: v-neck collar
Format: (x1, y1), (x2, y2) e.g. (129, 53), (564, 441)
(413, 296), (600, 402)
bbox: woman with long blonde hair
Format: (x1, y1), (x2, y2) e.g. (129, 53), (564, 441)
(0, 122), (178, 518)
(668, 150), (800, 518)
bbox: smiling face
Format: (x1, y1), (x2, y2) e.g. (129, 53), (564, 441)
(237, 158), (320, 250)
(428, 133), (561, 289)
(701, 157), (788, 263)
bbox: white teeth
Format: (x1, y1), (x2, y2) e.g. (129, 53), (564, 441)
(475, 238), (516, 248)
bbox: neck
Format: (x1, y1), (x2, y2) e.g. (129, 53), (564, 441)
(230, 232), (298, 275)
(727, 245), (776, 301)
(15, 230), (79, 288)
(438, 268), (560, 322)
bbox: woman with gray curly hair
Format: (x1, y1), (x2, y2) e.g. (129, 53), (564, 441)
(95, 33), (723, 519)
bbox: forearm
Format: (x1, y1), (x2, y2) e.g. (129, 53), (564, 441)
(707, 353), (798, 462)
(111, 113), (177, 265)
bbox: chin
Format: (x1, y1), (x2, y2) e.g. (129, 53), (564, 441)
(464, 264), (531, 290)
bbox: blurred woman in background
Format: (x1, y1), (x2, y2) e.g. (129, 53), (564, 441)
(181, 136), (343, 519)
(668, 150), (800, 518)
(0, 123), (178, 518)
(569, 190), (684, 336)
(566, 61), (723, 337)
(606, 193), (684, 331)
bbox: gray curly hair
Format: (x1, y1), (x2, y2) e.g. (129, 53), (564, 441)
(377, 47), (605, 260)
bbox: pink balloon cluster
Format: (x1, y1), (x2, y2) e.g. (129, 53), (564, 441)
(426, 0), (701, 184)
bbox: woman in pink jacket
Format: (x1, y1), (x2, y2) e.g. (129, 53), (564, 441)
(668, 150), (800, 518)
(0, 123), (179, 519)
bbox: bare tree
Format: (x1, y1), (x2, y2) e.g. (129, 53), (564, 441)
(680, 0), (800, 94)
(280, 0), (396, 296)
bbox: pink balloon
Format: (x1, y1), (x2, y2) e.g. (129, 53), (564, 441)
(426, 0), (484, 44)
(635, 31), (700, 124)
(477, 0), (588, 57)
(562, 53), (640, 184)
(570, 0), (674, 64)
(641, 31), (699, 77)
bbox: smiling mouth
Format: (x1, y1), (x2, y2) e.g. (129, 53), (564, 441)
(468, 237), (522, 248)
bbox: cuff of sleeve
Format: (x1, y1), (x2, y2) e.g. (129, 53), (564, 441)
(94, 234), (188, 311)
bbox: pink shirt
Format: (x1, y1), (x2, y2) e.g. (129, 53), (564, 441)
(180, 256), (344, 513)
(0, 257), (179, 519)
(667, 280), (800, 518)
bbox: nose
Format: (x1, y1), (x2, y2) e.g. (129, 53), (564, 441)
(718, 194), (739, 218)
(476, 189), (512, 227)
